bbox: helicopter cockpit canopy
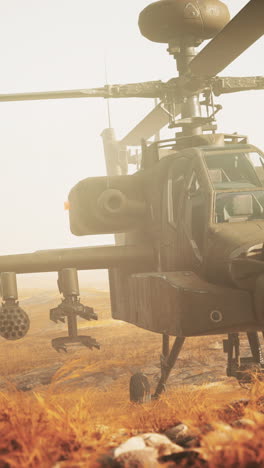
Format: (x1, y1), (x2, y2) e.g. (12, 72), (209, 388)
(204, 149), (264, 223)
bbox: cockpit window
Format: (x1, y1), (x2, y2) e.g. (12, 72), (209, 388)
(205, 152), (264, 190)
(188, 172), (201, 195)
(247, 152), (264, 184)
(215, 190), (264, 223)
(184, 171), (206, 249)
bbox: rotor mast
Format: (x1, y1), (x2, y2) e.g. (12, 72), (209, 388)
(171, 43), (202, 136)
(138, 0), (231, 138)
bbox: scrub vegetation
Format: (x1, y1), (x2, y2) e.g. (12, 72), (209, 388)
(0, 289), (263, 467)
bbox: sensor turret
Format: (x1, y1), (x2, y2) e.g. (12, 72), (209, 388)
(139, 0), (230, 45)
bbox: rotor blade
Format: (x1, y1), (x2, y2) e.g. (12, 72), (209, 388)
(189, 0), (264, 77)
(121, 103), (180, 147)
(0, 89), (107, 102)
(0, 81), (165, 103)
(212, 76), (264, 95)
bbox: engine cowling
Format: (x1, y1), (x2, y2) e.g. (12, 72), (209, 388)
(68, 175), (146, 235)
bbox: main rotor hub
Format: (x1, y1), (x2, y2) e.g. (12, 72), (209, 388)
(139, 0), (230, 45)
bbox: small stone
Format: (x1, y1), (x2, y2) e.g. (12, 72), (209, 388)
(165, 423), (198, 448)
(116, 448), (159, 468)
(17, 384), (33, 392)
(165, 424), (190, 445)
(231, 418), (255, 429)
(114, 436), (146, 458)
(142, 432), (183, 456)
(159, 449), (207, 466)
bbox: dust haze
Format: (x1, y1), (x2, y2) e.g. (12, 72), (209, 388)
(0, 0), (263, 288)
(0, 1), (264, 467)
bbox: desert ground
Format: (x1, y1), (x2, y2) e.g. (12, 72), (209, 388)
(0, 288), (264, 467)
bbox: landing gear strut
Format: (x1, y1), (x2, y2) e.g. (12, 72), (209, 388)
(224, 331), (264, 384)
(153, 335), (185, 399)
(130, 331), (264, 402)
(129, 334), (186, 403)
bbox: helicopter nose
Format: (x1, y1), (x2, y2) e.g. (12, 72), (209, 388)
(205, 224), (264, 289)
(231, 257), (264, 325)
(229, 244), (264, 325)
(230, 255), (264, 291)
(229, 237), (264, 288)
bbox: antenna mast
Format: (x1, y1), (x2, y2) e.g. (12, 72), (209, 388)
(104, 53), (112, 128)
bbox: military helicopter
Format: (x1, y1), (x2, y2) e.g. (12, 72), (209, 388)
(0, 0), (263, 401)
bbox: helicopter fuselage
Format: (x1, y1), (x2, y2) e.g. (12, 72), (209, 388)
(64, 138), (264, 337)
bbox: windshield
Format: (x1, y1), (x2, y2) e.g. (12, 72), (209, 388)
(204, 151), (264, 190)
(215, 190), (264, 223)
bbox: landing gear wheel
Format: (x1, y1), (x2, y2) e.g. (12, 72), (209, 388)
(129, 373), (151, 403)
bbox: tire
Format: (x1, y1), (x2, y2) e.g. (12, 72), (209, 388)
(129, 372), (151, 403)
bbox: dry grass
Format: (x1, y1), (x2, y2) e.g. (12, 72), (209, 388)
(0, 289), (264, 466)
(0, 379), (262, 468)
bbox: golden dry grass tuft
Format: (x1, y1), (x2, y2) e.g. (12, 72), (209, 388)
(0, 289), (264, 467)
(0, 379), (262, 467)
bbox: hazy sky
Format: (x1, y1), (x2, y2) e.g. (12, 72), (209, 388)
(0, 0), (263, 288)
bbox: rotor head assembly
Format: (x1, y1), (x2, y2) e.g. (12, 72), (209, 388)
(138, 0), (230, 45)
